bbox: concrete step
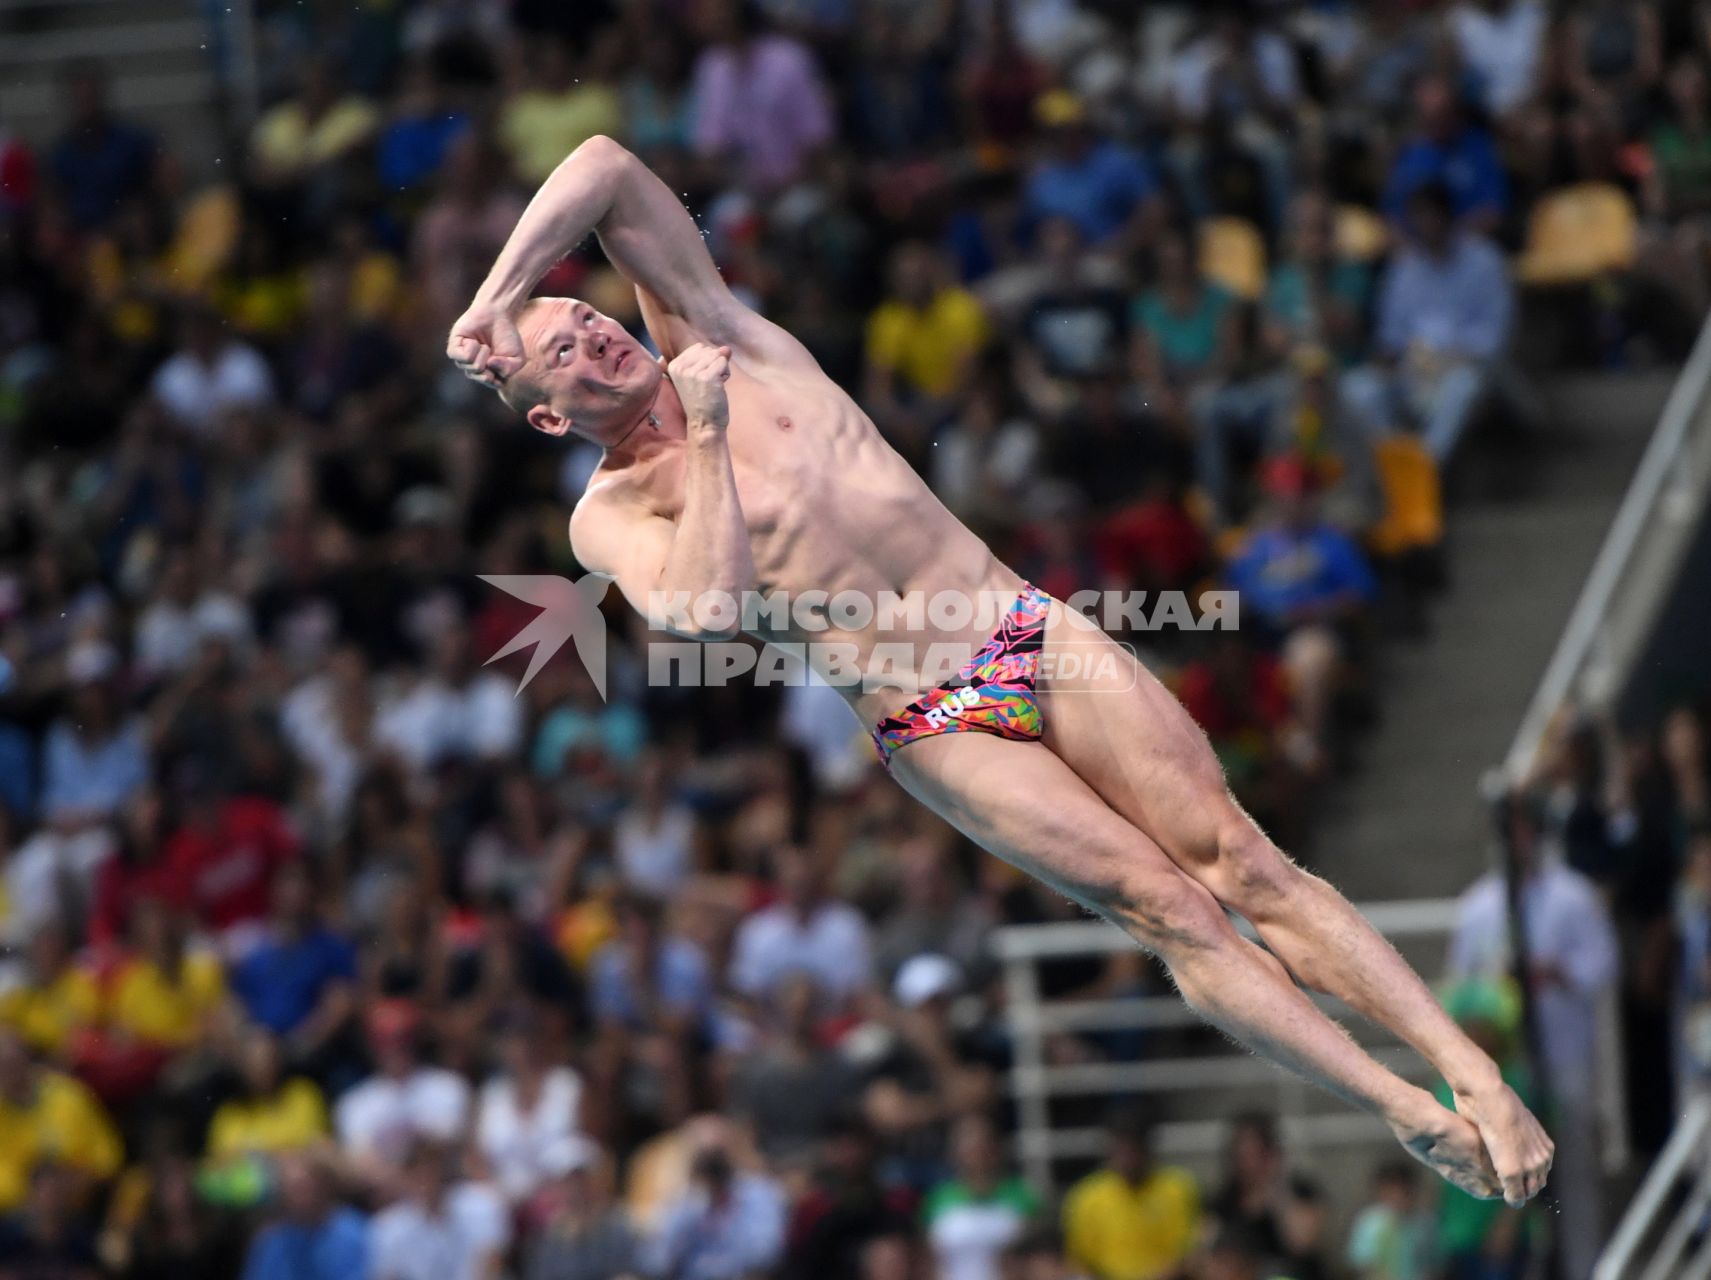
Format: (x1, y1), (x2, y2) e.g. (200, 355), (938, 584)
(0, 0), (225, 171)
(1311, 369), (1675, 905)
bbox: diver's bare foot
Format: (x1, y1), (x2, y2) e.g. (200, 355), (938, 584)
(1390, 1091), (1503, 1201)
(1454, 1079), (1555, 1207)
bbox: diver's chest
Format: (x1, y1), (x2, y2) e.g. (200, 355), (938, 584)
(642, 375), (869, 542)
(721, 394), (843, 533)
(644, 411), (826, 534)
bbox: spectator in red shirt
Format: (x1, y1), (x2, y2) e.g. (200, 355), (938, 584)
(1177, 631), (1310, 840)
(90, 783), (182, 950)
(1093, 477), (1209, 595)
(1178, 633), (1293, 747)
(0, 132), (34, 215)
(165, 772), (299, 947)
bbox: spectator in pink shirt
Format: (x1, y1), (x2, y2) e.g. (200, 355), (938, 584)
(690, 0), (833, 192)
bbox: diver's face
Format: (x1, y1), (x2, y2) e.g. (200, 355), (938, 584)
(518, 297), (660, 440)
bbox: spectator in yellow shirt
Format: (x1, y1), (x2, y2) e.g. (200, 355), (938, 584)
(1062, 1107), (1201, 1280)
(105, 898), (228, 1053)
(206, 1026), (330, 1164)
(249, 58), (379, 188)
(498, 37), (623, 184)
(0, 923), (100, 1058)
(0, 1029), (124, 1212)
(864, 242), (990, 454)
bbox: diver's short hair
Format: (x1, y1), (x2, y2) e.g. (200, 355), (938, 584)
(497, 372), (546, 416)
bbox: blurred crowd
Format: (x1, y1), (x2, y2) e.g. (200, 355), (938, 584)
(1444, 697), (1711, 1280)
(2, 0), (1711, 1278)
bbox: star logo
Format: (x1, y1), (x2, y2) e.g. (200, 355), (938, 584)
(479, 574), (613, 699)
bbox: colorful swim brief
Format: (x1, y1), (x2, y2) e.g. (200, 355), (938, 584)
(870, 582), (1052, 767)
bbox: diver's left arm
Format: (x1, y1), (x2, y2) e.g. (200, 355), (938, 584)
(452, 136), (815, 382)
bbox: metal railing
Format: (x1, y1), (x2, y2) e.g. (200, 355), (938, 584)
(994, 899), (1460, 1194)
(1594, 1097), (1711, 1280)
(1504, 316), (1711, 782)
(1494, 320), (1711, 1272)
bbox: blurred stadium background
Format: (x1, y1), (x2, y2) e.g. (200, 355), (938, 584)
(0, 1), (1710, 1278)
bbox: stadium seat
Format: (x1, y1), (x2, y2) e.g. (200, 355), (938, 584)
(1515, 183), (1638, 287)
(1369, 435), (1443, 556)
(1199, 216), (1267, 300)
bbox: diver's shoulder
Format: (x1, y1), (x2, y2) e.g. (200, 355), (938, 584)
(570, 463), (667, 541)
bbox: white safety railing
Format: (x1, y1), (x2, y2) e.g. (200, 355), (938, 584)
(995, 899), (1460, 1194)
(1594, 1097), (1711, 1280)
(1504, 315), (1711, 782)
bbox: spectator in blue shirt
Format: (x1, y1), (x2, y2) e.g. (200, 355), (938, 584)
(377, 61), (470, 193)
(1344, 181), (1515, 462)
(1020, 91), (1158, 251)
(47, 61), (157, 233)
(0, 723), (32, 822)
(242, 1152), (369, 1280)
(590, 894), (714, 1034)
(646, 1125), (787, 1280)
(589, 894), (712, 1130)
(1226, 455), (1376, 768)
(41, 643), (149, 828)
(1226, 463), (1376, 630)
(231, 861), (358, 1055)
(1382, 76), (1508, 238)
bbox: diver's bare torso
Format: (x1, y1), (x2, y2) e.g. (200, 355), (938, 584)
(577, 338), (1026, 724)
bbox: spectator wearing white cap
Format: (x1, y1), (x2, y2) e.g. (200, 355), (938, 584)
(863, 954), (1000, 1186)
(893, 952), (964, 1009)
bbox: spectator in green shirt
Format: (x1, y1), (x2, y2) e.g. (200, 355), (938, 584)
(1345, 1161), (1434, 1280)
(924, 1114), (1039, 1280)
(1432, 979), (1534, 1280)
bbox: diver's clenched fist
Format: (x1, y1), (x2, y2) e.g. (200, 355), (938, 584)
(663, 343), (732, 429)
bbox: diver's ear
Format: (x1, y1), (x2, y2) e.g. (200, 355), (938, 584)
(527, 404), (571, 437)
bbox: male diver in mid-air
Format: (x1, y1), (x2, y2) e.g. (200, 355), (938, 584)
(448, 136), (1553, 1204)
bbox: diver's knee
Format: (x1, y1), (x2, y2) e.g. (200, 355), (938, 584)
(1213, 820), (1302, 921)
(1104, 865), (1234, 962)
